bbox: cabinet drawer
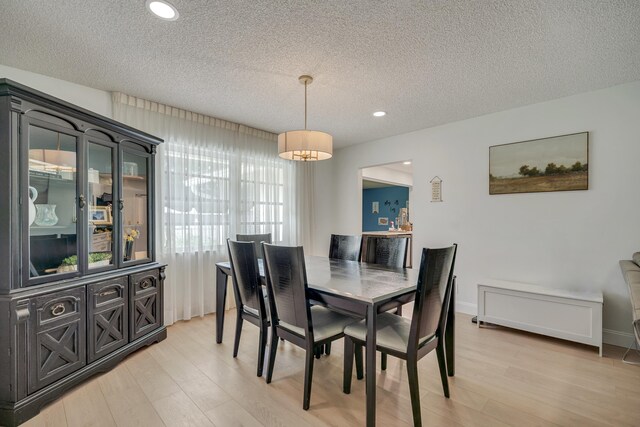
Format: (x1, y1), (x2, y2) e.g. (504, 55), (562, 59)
(28, 287), (86, 394)
(130, 270), (162, 341)
(131, 270), (159, 295)
(88, 277), (129, 363)
(89, 277), (128, 307)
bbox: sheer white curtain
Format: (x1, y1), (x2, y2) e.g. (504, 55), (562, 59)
(112, 93), (312, 324)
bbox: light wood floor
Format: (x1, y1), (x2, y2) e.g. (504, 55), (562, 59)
(21, 311), (640, 427)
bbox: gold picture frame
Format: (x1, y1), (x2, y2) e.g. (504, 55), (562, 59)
(90, 206), (112, 225)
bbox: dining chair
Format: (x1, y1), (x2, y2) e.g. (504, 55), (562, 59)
(226, 239), (270, 377)
(362, 236), (409, 268)
(364, 236), (410, 322)
(262, 242), (359, 410)
(343, 244), (458, 427)
(329, 234), (362, 261)
(236, 232), (272, 259)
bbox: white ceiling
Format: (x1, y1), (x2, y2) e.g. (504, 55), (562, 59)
(1, 1), (639, 148)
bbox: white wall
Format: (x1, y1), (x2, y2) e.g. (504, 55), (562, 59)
(0, 64), (112, 117)
(313, 81), (640, 346)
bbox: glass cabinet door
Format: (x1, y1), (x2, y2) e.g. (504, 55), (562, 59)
(87, 141), (115, 270)
(121, 150), (150, 263)
(27, 124), (79, 279)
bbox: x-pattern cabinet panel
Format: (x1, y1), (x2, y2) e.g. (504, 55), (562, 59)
(28, 287), (86, 394)
(87, 277), (129, 363)
(130, 270), (162, 341)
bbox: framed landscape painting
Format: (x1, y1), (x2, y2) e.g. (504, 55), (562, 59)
(489, 132), (588, 195)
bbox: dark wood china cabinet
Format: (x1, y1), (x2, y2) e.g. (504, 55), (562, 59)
(0, 79), (166, 426)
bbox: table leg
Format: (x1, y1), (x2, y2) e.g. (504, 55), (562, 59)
(445, 277), (455, 376)
(216, 267), (228, 344)
(366, 303), (377, 427)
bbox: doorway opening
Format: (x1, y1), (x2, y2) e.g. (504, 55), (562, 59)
(360, 161), (413, 267)
(361, 161), (412, 231)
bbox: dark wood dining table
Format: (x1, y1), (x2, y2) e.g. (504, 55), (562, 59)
(215, 256), (456, 427)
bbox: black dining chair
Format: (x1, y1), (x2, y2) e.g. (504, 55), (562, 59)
(362, 236), (409, 268)
(363, 235), (411, 336)
(329, 234), (362, 261)
(262, 243), (359, 410)
(226, 239), (270, 377)
(322, 233), (364, 356)
(236, 233), (272, 259)
(343, 244), (458, 427)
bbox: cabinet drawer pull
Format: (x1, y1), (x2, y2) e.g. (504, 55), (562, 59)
(99, 290), (117, 297)
(51, 304), (66, 316)
(140, 280), (152, 289)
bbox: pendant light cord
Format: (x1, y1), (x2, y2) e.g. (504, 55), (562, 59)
(304, 80), (308, 130)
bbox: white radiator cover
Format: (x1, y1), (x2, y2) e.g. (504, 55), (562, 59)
(477, 280), (603, 356)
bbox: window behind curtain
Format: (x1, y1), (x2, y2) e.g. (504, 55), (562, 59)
(240, 159), (286, 243)
(163, 143), (290, 254)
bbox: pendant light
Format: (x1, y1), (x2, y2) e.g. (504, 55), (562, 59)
(278, 75), (333, 161)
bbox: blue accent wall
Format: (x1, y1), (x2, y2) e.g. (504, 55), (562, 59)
(362, 186), (409, 231)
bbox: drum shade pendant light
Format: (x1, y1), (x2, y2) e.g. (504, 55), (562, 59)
(278, 75), (333, 161)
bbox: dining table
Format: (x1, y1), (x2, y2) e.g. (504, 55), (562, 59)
(215, 256), (456, 427)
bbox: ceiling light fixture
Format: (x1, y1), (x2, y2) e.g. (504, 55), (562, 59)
(278, 75), (333, 161)
(373, 111), (386, 117)
(146, 0), (179, 21)
(403, 161), (412, 165)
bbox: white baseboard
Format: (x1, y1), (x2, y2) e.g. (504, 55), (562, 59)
(455, 301), (477, 316)
(603, 328), (635, 348)
(454, 300), (634, 348)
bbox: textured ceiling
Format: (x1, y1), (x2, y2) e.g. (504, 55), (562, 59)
(1, 1), (639, 147)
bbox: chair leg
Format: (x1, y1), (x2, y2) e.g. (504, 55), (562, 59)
(396, 305), (403, 316)
(343, 337), (354, 394)
(406, 357), (422, 427)
(233, 313), (243, 358)
(381, 352), (387, 371)
(436, 342), (450, 398)
(355, 344), (364, 380)
(257, 325), (267, 377)
(314, 346), (322, 359)
(303, 346), (316, 410)
(325, 342), (332, 355)
(266, 330), (279, 384)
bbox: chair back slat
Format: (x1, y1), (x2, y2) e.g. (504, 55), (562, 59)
(329, 234), (362, 261)
(363, 236), (408, 268)
(227, 239), (265, 315)
(262, 243), (312, 336)
(236, 233), (272, 259)
(409, 244), (457, 348)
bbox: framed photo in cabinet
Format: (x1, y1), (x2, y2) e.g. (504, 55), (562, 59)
(90, 206), (111, 225)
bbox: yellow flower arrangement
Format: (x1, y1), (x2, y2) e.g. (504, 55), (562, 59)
(124, 228), (140, 242)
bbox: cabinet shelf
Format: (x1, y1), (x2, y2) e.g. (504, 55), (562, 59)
(29, 169), (74, 182)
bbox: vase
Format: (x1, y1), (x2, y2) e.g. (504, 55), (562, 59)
(124, 240), (134, 261)
(34, 204), (58, 226)
(28, 186), (38, 226)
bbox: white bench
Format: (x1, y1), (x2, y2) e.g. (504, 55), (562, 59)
(477, 280), (603, 356)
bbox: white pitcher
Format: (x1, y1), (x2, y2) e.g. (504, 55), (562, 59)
(28, 186), (38, 226)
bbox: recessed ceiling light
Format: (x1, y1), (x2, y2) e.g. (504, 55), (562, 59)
(373, 111), (386, 117)
(403, 161), (412, 165)
(146, 0), (179, 21)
